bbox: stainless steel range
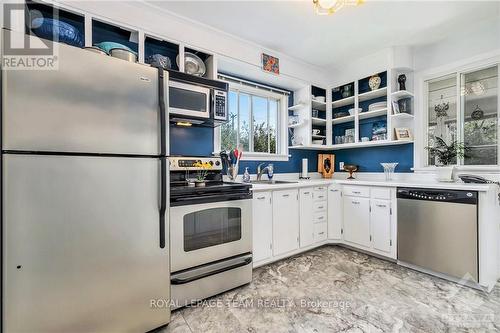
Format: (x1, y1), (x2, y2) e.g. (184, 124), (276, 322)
(169, 157), (253, 308)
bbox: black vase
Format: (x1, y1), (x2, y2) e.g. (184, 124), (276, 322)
(398, 74), (406, 91)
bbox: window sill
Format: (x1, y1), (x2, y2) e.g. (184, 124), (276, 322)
(413, 166), (500, 174)
(212, 152), (290, 162)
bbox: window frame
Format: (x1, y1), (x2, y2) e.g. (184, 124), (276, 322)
(214, 81), (289, 161)
(415, 54), (500, 172)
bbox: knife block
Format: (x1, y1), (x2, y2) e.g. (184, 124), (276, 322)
(318, 154), (334, 179)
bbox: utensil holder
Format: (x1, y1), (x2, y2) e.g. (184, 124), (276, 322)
(227, 164), (239, 181)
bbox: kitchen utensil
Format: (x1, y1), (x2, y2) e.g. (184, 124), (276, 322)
(109, 48), (138, 62)
(343, 164), (358, 180)
(369, 75), (381, 90)
(146, 54), (172, 69)
(178, 52), (206, 77)
(94, 41), (134, 55)
(84, 46), (108, 55)
(381, 163), (398, 181)
(31, 18), (84, 48)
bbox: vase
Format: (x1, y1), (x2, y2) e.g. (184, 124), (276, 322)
(398, 74), (407, 91)
(436, 166), (455, 182)
(194, 180), (206, 187)
(369, 75), (381, 91)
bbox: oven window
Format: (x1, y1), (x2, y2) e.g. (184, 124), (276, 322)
(183, 207), (242, 252)
(169, 87), (207, 112)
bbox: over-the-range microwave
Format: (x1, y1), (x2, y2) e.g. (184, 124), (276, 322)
(168, 70), (228, 127)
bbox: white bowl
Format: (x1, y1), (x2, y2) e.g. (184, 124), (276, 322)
(314, 96), (326, 103)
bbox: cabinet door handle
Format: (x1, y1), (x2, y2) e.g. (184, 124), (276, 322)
(330, 189), (338, 192)
(317, 195), (325, 199)
(376, 204), (387, 208)
(317, 216), (324, 220)
(318, 232), (325, 235)
(282, 194), (290, 198)
(352, 201), (360, 205)
(303, 191), (310, 195)
(257, 196), (266, 200)
(352, 191), (361, 194)
(316, 187), (325, 190)
(317, 206), (324, 209)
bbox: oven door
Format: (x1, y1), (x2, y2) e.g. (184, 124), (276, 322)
(170, 199), (252, 272)
(169, 80), (211, 119)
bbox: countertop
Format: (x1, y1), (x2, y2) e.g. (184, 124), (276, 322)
(250, 178), (496, 192)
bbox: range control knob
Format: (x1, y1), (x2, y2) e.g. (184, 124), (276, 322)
(209, 160), (214, 166)
(215, 161), (221, 166)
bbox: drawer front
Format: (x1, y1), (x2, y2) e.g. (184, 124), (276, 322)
(371, 187), (391, 200)
(313, 201), (327, 212)
(313, 212), (327, 224)
(313, 189), (327, 202)
(314, 223), (327, 241)
(313, 186), (327, 193)
(343, 186), (370, 198)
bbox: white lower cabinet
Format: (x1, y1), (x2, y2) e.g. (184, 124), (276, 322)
(314, 223), (327, 242)
(327, 185), (342, 239)
(252, 191), (273, 262)
(272, 189), (300, 256)
(370, 199), (392, 254)
(343, 196), (371, 248)
(299, 188), (314, 248)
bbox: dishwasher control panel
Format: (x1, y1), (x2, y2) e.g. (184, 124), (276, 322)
(397, 188), (477, 204)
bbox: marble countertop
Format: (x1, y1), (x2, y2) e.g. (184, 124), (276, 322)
(250, 178), (495, 192)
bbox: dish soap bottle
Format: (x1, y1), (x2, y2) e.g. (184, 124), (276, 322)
(242, 167), (251, 183)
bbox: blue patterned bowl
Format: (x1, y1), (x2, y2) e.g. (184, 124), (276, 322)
(31, 18), (84, 48)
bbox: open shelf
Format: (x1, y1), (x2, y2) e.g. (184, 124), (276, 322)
(289, 145), (333, 150)
(311, 99), (326, 111)
(311, 117), (327, 126)
(358, 87), (387, 102)
(332, 115), (355, 124)
(330, 140), (413, 150)
(144, 36), (179, 70)
(312, 135), (326, 139)
(332, 96), (355, 108)
(391, 113), (414, 119)
(358, 108), (388, 120)
(288, 121), (307, 128)
(391, 90), (414, 100)
(288, 104), (304, 111)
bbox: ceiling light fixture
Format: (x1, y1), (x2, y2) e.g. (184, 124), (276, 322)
(313, 0), (364, 15)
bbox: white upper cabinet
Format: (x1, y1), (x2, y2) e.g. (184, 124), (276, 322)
(299, 188), (314, 248)
(343, 196), (371, 248)
(370, 199), (392, 254)
(327, 185), (342, 240)
(253, 191), (273, 263)
(272, 189), (300, 256)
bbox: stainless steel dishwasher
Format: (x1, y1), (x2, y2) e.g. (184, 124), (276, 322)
(397, 187), (478, 283)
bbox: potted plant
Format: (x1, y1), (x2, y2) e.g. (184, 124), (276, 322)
(193, 161), (212, 187)
(426, 137), (467, 181)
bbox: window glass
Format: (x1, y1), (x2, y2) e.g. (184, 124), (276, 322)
(462, 65), (498, 165)
(239, 93), (251, 152)
(220, 91), (238, 152)
(252, 96), (269, 153)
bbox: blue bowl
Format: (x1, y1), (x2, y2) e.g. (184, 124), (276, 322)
(94, 42), (136, 56)
(31, 18), (84, 48)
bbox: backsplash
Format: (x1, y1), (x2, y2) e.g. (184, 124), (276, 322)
(170, 125), (413, 173)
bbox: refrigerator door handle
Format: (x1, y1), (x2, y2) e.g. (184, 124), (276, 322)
(158, 67), (167, 157)
(159, 156), (167, 249)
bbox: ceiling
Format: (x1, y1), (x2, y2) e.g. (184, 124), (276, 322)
(146, 0), (500, 69)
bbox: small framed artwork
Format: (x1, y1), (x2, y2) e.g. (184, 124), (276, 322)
(262, 53), (279, 75)
(394, 127), (413, 141)
(392, 100), (400, 114)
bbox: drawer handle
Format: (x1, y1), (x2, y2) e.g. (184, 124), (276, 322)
(317, 216), (324, 220)
(282, 194), (290, 198)
(317, 187), (325, 190)
(376, 204), (387, 208)
(317, 195), (325, 199)
(352, 201), (360, 204)
(257, 196), (266, 200)
(318, 232), (325, 235)
(352, 191), (361, 194)
(303, 192), (310, 195)
(317, 206), (324, 209)
(330, 189), (338, 192)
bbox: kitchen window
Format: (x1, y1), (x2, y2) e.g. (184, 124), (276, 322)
(425, 64), (499, 167)
(215, 76), (289, 161)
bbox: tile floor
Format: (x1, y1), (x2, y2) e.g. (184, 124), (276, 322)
(158, 246), (500, 332)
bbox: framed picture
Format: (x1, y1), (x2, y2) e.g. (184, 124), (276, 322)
(262, 53), (279, 75)
(394, 127), (413, 141)
(392, 100), (400, 114)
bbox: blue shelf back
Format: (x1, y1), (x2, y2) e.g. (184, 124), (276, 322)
(92, 20), (138, 52)
(334, 144), (413, 173)
(144, 37), (179, 70)
(359, 71), (387, 94)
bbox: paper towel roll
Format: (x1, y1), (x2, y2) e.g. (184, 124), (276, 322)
(301, 158), (308, 178)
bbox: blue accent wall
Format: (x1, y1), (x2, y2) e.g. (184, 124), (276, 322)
(170, 125), (213, 156)
(333, 143), (414, 173)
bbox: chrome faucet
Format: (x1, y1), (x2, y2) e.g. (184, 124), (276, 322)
(257, 163), (270, 181)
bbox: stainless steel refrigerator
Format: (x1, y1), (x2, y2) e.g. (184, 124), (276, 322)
(1, 30), (170, 332)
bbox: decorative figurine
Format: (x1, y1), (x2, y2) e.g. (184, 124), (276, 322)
(398, 74), (407, 91)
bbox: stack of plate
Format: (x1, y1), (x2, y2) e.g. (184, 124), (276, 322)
(368, 102), (386, 111)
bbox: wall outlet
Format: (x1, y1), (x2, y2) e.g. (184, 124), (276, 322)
(339, 162), (344, 170)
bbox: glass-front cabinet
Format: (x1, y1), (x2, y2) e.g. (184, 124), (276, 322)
(426, 65), (498, 166)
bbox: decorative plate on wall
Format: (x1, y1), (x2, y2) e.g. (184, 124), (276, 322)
(262, 53), (279, 75)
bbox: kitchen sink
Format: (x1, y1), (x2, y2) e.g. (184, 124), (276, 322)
(250, 180), (298, 184)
